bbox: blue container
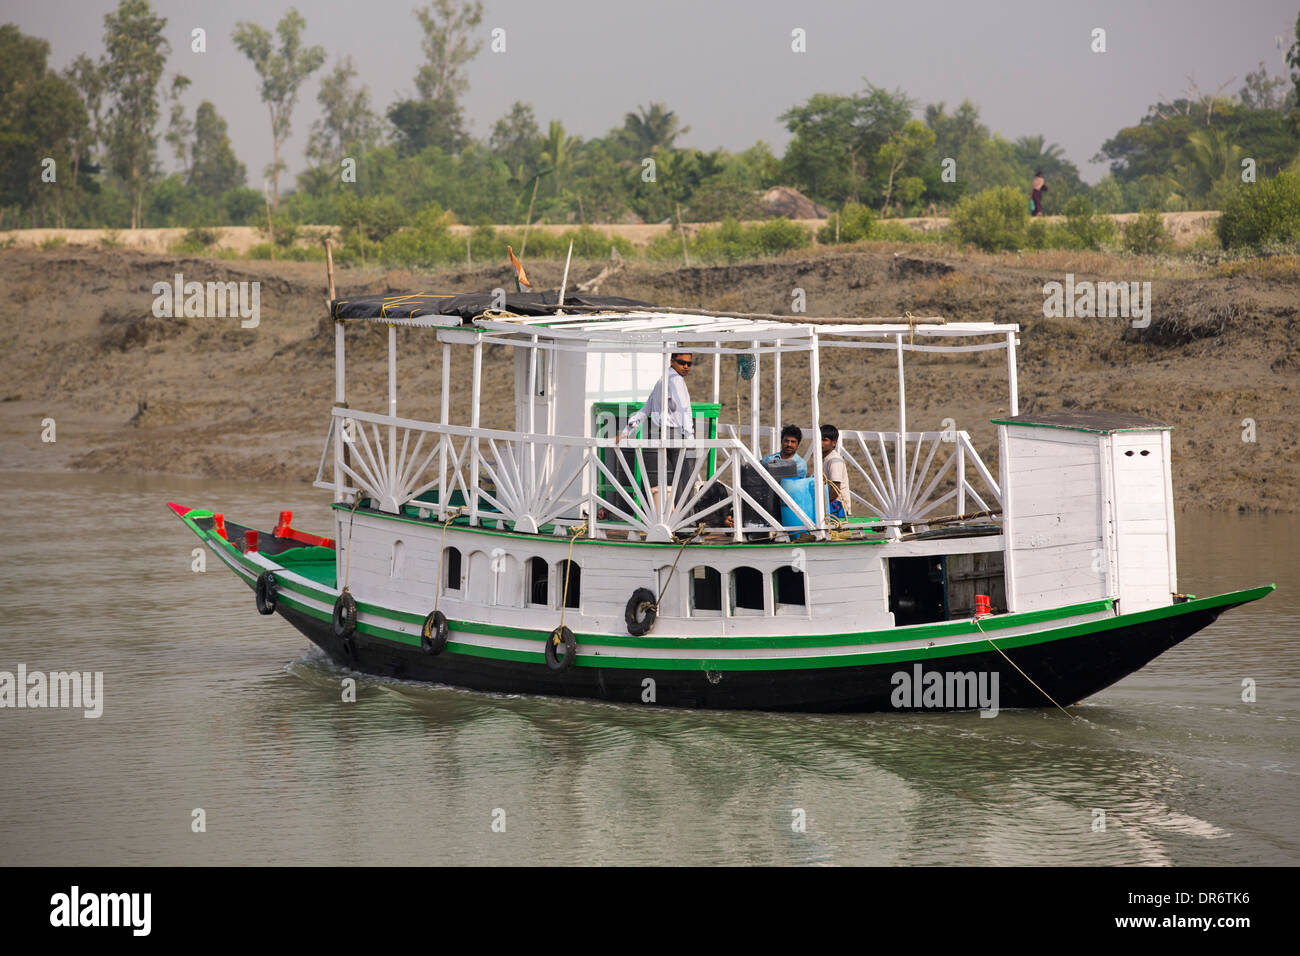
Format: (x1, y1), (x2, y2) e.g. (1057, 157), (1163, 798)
(779, 477), (840, 525)
(780, 477), (816, 526)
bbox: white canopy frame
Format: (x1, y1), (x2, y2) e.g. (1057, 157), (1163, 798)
(321, 309), (1020, 539)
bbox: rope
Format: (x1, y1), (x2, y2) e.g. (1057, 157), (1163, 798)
(558, 521), (588, 630)
(972, 617), (1075, 718)
(342, 492), (364, 593)
(653, 522), (706, 611)
(432, 506), (464, 615)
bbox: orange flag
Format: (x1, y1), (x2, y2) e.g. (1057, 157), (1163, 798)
(507, 245), (532, 290)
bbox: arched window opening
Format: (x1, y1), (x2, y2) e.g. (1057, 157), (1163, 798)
(528, 556), (549, 606)
(691, 566), (722, 613)
(773, 565), (806, 607)
(444, 547), (463, 592)
(731, 566), (765, 614)
(556, 560), (581, 609)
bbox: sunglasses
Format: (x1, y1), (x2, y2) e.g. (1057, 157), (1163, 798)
(673, 359), (693, 367)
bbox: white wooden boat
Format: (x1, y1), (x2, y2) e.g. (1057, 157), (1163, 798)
(170, 291), (1272, 712)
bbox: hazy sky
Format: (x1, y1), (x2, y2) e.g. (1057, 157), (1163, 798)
(5, 0), (1297, 186)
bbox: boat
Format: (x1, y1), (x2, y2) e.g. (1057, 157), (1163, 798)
(169, 288), (1273, 713)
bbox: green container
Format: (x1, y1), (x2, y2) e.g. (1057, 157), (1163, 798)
(592, 401), (720, 505)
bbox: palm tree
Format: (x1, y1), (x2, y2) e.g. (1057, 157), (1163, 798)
(1013, 135), (1066, 169)
(622, 103), (690, 155)
(540, 119), (578, 195)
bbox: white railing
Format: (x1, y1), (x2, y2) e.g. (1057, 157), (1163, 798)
(837, 429), (1001, 522)
(313, 413), (1001, 539)
(314, 409), (823, 542)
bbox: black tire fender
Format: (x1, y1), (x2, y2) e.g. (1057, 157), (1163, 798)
(544, 625), (577, 671)
(333, 590), (358, 639)
(625, 587), (657, 636)
(421, 609), (449, 655)
(255, 571), (277, 615)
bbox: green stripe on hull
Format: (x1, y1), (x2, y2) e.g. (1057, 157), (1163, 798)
(181, 506), (1274, 670)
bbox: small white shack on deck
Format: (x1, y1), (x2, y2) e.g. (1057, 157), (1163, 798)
(995, 411), (1177, 615)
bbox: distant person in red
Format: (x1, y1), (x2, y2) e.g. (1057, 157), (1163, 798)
(1031, 170), (1048, 217)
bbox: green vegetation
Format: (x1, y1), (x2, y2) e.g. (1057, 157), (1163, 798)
(171, 225), (222, 253)
(817, 203), (876, 243)
(1217, 169), (1300, 250)
(2, 0), (1299, 262)
(1122, 210), (1172, 255)
(1062, 196), (1118, 250)
(950, 187), (1027, 251)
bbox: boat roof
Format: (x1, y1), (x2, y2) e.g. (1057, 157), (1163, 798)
(993, 411), (1172, 433)
(329, 292), (1019, 342)
(330, 291), (649, 323)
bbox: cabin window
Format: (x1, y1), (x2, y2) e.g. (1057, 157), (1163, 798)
(887, 556), (948, 626)
(390, 539), (406, 579)
(773, 565), (806, 609)
(731, 566), (765, 615)
(691, 566), (722, 614)
(467, 551), (492, 604)
(444, 547), (462, 593)
(527, 556), (549, 606)
(556, 560), (581, 609)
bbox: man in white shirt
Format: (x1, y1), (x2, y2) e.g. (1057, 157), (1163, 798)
(820, 423), (852, 517)
(616, 352), (695, 509)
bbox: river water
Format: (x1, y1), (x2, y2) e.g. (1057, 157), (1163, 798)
(0, 471), (1295, 866)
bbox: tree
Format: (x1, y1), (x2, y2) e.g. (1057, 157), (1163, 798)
(489, 101), (543, 181)
(1012, 134), (1086, 208)
(413, 0), (483, 103)
(231, 7), (325, 210)
(387, 99), (466, 155)
(103, 0), (169, 228)
(878, 120), (935, 213)
(780, 85), (914, 206)
(308, 57), (381, 167)
(163, 74), (192, 170)
(621, 103), (690, 156)
(540, 119), (579, 197)
(0, 26), (89, 227)
(1288, 12), (1300, 108)
(1239, 61), (1289, 111)
(64, 53), (106, 191)
(388, 1), (483, 157)
(189, 101), (246, 195)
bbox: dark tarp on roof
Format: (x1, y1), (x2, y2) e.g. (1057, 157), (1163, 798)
(330, 291), (649, 321)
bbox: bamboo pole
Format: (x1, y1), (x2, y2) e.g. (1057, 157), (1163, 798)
(676, 202), (690, 267)
(323, 237), (336, 304)
(263, 181), (275, 262)
(558, 240), (574, 308)
(520, 175), (540, 259)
